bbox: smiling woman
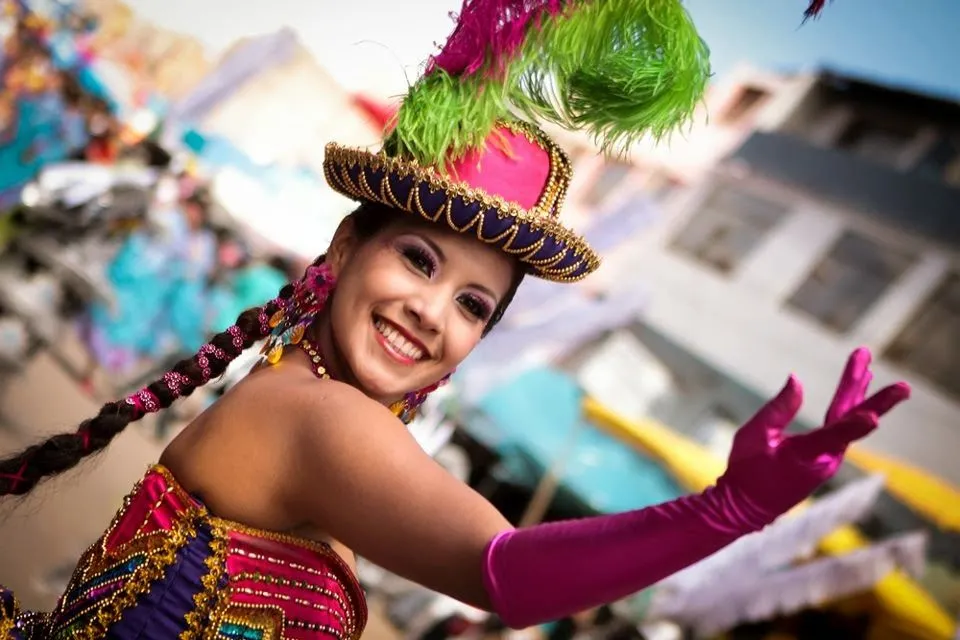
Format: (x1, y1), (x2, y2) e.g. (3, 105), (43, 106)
(0, 1), (912, 639)
(318, 207), (521, 406)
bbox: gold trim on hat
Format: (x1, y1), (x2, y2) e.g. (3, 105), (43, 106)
(322, 122), (600, 283)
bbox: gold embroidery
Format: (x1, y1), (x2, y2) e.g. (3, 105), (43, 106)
(0, 590), (19, 638)
(67, 517), (196, 640)
(44, 465), (367, 640)
(323, 121), (600, 283)
(208, 603), (285, 640)
(180, 521), (230, 639)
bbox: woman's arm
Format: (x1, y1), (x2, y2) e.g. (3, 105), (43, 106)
(286, 357), (907, 628)
(286, 379), (510, 609)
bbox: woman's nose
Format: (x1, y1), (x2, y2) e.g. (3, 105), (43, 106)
(404, 293), (444, 333)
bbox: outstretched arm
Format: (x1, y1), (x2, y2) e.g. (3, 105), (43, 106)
(287, 350), (908, 628)
(287, 379), (511, 610)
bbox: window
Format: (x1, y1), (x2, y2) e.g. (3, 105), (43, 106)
(885, 272), (960, 400)
(914, 133), (960, 185)
(582, 160), (632, 207)
(836, 118), (915, 167)
(787, 231), (915, 333)
(721, 86), (769, 125)
(670, 183), (790, 273)
(645, 172), (682, 202)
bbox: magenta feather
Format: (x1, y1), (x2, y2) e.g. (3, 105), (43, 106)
(427, 0), (566, 77)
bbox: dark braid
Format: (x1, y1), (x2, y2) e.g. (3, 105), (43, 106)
(0, 203), (525, 498)
(0, 283), (296, 498)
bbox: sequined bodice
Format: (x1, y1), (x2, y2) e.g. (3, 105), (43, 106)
(28, 465), (368, 639)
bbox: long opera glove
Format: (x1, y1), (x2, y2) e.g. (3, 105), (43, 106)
(482, 349), (910, 629)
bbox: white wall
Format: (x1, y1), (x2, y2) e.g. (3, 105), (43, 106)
(200, 44), (379, 174)
(605, 180), (960, 484)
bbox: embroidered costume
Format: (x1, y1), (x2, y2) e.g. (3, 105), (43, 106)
(1, 466), (366, 640)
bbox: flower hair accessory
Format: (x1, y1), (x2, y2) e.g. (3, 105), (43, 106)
(125, 388), (160, 418)
(260, 263), (337, 365)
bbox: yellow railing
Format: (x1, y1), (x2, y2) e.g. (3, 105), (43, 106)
(582, 397), (956, 640)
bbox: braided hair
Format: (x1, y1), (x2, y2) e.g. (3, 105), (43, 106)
(0, 286), (295, 497)
(0, 203), (524, 498)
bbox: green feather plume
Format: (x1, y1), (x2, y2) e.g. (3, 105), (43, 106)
(386, 0), (711, 167)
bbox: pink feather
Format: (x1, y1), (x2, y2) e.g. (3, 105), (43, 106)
(427, 0), (567, 77)
(803, 0), (830, 22)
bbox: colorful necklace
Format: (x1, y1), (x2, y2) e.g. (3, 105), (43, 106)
(298, 338), (330, 379)
(296, 337), (409, 419)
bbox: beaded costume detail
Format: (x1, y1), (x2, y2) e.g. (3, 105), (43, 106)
(0, 466), (367, 639)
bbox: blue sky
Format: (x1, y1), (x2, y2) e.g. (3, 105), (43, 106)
(685, 0), (960, 100)
(127, 0), (960, 101)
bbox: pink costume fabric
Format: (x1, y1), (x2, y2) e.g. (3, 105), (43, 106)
(0, 465), (367, 639)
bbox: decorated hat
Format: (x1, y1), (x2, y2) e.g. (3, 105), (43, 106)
(324, 0), (827, 283)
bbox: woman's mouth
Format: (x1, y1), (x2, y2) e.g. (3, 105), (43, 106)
(373, 316), (427, 365)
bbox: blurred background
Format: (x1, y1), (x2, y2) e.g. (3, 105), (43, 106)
(0, 0), (958, 639)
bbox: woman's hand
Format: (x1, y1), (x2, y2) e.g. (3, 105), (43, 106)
(718, 348), (910, 530)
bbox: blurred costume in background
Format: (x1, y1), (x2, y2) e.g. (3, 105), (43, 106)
(79, 189), (217, 373)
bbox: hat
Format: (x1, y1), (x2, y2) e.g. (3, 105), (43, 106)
(323, 1), (820, 282)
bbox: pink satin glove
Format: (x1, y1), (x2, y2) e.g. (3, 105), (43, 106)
(716, 347), (910, 531)
(481, 348), (910, 629)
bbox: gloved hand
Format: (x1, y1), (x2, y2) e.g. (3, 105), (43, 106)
(481, 348), (910, 629)
(716, 347), (910, 531)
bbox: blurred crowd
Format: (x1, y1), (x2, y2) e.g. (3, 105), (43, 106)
(1, 157), (300, 400)
(74, 173), (296, 386)
(0, 0), (302, 405)
(0, 0), (118, 185)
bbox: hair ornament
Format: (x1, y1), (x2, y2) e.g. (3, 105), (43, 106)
(260, 263), (337, 365)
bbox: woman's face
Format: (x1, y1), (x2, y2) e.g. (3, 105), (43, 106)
(323, 216), (516, 405)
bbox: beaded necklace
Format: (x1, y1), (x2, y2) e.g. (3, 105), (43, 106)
(298, 338), (330, 380)
(295, 337), (410, 419)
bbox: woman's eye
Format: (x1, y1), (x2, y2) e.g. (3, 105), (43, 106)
(402, 246), (436, 276)
(458, 294), (491, 321)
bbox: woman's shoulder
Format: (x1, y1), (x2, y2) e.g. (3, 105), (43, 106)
(286, 375), (396, 431)
(233, 363), (392, 433)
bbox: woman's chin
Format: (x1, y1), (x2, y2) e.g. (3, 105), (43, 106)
(351, 370), (413, 405)
(350, 348), (442, 402)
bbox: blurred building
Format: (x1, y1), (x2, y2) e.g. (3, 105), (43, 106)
(82, 0), (212, 99)
(562, 64), (960, 486)
(169, 27), (380, 177)
(162, 28), (385, 260)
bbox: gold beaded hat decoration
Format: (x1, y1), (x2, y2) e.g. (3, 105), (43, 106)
(323, 0), (830, 283)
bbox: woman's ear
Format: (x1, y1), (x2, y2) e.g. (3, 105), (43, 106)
(326, 216), (358, 277)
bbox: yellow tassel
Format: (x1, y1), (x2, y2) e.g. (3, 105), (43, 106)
(267, 344), (284, 364)
(290, 325), (305, 345)
(268, 310), (285, 328)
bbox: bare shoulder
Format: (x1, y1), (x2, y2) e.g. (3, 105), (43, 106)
(286, 375), (391, 425)
(282, 376), (413, 455)
(274, 375), (511, 606)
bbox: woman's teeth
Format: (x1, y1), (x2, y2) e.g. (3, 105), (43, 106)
(375, 319), (424, 360)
